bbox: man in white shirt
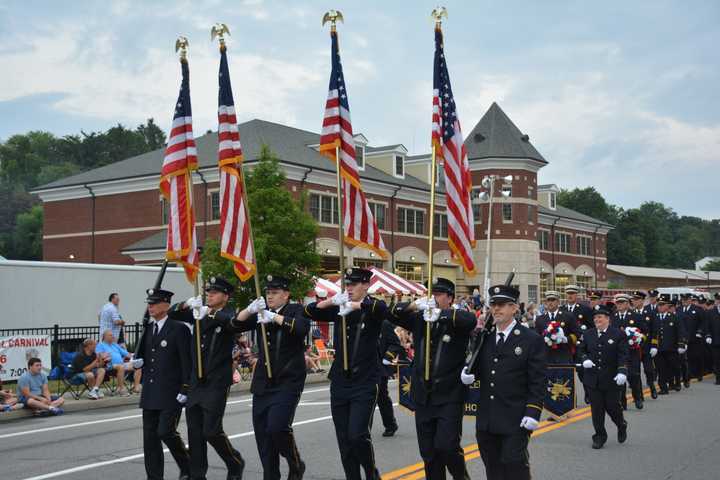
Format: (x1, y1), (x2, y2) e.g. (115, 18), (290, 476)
(99, 293), (124, 344)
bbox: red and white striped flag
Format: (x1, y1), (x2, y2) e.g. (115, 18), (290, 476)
(217, 45), (255, 281)
(319, 29), (388, 259)
(160, 58), (199, 282)
(432, 25), (476, 274)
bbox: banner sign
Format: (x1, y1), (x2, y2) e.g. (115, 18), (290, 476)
(397, 364), (481, 417)
(544, 364), (576, 418)
(0, 335), (52, 381)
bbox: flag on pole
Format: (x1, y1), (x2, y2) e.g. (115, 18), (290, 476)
(432, 26), (476, 274)
(217, 45), (256, 281)
(319, 29), (389, 259)
(160, 58), (199, 282)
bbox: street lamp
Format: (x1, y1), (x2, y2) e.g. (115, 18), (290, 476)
(477, 174), (513, 306)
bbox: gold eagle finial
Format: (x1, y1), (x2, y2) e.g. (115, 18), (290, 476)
(211, 23), (231, 46)
(431, 6), (448, 26)
(175, 36), (189, 60)
(322, 10), (344, 31)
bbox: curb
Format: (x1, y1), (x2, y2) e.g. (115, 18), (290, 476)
(0, 372), (330, 423)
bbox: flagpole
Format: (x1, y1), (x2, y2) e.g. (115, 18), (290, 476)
(212, 24), (272, 379)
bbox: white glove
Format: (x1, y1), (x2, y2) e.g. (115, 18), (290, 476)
(582, 359), (595, 369)
(338, 302), (354, 317)
(520, 416), (540, 431)
(176, 393), (187, 405)
(332, 292), (349, 306)
(246, 297), (267, 315)
(556, 327), (567, 343)
(678, 347), (687, 355)
(414, 297), (430, 311)
(707, 337), (713, 345)
(650, 347), (658, 357)
(186, 296), (203, 309)
(193, 305), (209, 320)
(131, 358), (144, 369)
(314, 287), (328, 298)
(382, 359), (393, 366)
(424, 307), (441, 323)
(614, 373), (627, 386)
(696, 333), (703, 339)
(460, 366), (475, 385)
(259, 309), (276, 324)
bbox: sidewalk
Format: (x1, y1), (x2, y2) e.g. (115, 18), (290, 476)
(0, 371), (330, 423)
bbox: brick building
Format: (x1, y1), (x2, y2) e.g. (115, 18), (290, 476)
(33, 103), (612, 304)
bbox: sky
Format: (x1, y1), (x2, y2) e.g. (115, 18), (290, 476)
(1, 0), (718, 218)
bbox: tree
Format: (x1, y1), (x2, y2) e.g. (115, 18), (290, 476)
(10, 205), (43, 260)
(136, 118), (166, 151)
(702, 259), (720, 272)
(557, 187), (617, 224)
(200, 145), (321, 307)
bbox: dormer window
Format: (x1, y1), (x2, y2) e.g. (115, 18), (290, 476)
(550, 192), (557, 210)
(394, 155), (404, 178)
(355, 145), (365, 170)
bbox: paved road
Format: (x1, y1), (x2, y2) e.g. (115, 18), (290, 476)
(1, 377), (718, 480)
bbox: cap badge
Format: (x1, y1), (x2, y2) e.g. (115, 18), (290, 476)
(160, 340), (167, 348)
(514, 329), (520, 336)
(148, 289), (154, 295)
(346, 268), (353, 275)
(210, 276), (216, 284)
(515, 346), (523, 356)
(581, 325), (587, 330)
(267, 275), (273, 281)
(494, 287), (500, 293)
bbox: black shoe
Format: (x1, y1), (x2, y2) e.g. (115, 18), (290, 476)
(227, 457), (245, 480)
(288, 460), (306, 480)
(618, 423), (628, 443)
(592, 435), (606, 449)
(697, 376), (703, 382)
(585, 394), (591, 405)
(683, 381), (691, 389)
(382, 424), (398, 437)
(658, 388), (669, 395)
(650, 385), (658, 399)
(635, 399), (643, 410)
(674, 383), (682, 392)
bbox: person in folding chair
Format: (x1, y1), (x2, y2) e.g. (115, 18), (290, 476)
(134, 287), (192, 480)
(70, 338), (107, 400)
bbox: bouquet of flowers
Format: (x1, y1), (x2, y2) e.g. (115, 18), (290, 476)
(543, 321), (566, 350)
(625, 326), (644, 350)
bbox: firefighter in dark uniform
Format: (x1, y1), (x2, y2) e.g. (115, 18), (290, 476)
(376, 319), (405, 437)
(562, 285), (594, 404)
(650, 293), (688, 394)
(303, 267), (387, 480)
(634, 290), (658, 399)
(462, 284), (547, 480)
(579, 304), (629, 449)
(643, 289), (659, 317)
(677, 294), (700, 388)
(233, 275), (310, 480)
(534, 291), (579, 364)
(387, 278), (475, 479)
(687, 294), (707, 382)
(135, 288), (192, 480)
(169, 277), (247, 480)
(705, 293), (720, 385)
(611, 293), (645, 410)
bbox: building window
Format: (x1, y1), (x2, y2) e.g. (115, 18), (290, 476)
(160, 198), (169, 225)
(433, 212), (448, 239)
(576, 273), (592, 292)
(320, 256), (340, 276)
(368, 202), (386, 230)
(527, 285), (538, 305)
(539, 230), (550, 251)
(395, 155), (404, 177)
(555, 232), (571, 253)
(550, 192), (557, 209)
(528, 185), (535, 199)
(355, 258), (383, 269)
(554, 274), (572, 299)
(309, 193), (339, 225)
(528, 204), (535, 224)
(539, 273), (551, 300)
(502, 203), (512, 222)
(210, 192), (221, 220)
(396, 262), (424, 282)
(577, 236), (591, 256)
(502, 185), (512, 197)
(398, 207), (424, 235)
(436, 163), (445, 187)
(355, 145), (364, 169)
(472, 187), (483, 223)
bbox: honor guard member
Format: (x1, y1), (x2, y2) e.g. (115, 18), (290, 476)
(376, 319), (405, 438)
(611, 293), (645, 410)
(579, 305), (629, 449)
(387, 278), (475, 479)
(631, 291), (658, 398)
(686, 294), (707, 382)
(169, 277), (246, 480)
(650, 294), (688, 394)
(233, 275), (310, 480)
(462, 284), (546, 480)
(705, 293), (720, 384)
(643, 289), (659, 316)
(561, 285), (594, 331)
(303, 267), (387, 480)
(534, 291), (579, 364)
(676, 294), (699, 388)
(588, 290), (603, 310)
(135, 288), (192, 480)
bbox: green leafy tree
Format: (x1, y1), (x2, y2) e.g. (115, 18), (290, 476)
(200, 145), (321, 307)
(557, 187), (617, 224)
(10, 205), (43, 259)
(702, 259), (720, 272)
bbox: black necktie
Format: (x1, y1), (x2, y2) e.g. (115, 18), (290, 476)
(497, 332), (505, 347)
(152, 322), (159, 338)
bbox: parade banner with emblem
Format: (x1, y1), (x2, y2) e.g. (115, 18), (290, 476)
(0, 335), (51, 381)
(544, 364), (577, 417)
(398, 364), (482, 416)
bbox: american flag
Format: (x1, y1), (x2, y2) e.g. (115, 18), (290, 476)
(432, 26), (476, 274)
(217, 45), (255, 281)
(160, 58), (199, 282)
(319, 30), (388, 259)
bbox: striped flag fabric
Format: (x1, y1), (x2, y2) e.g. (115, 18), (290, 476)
(217, 45), (256, 281)
(432, 26), (476, 274)
(319, 29), (389, 259)
(160, 58), (199, 282)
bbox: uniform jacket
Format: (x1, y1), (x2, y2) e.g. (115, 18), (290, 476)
(705, 306), (720, 346)
(378, 319), (406, 377)
(387, 303), (475, 406)
(650, 312), (688, 352)
(578, 326), (629, 390)
(561, 302), (594, 333)
(136, 317), (192, 410)
(472, 322), (547, 435)
(534, 310), (579, 361)
(237, 303), (310, 396)
(677, 304), (704, 344)
(304, 296), (387, 387)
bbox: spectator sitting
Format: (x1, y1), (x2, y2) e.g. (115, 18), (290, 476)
(99, 292), (125, 347)
(71, 338), (107, 400)
(232, 334), (257, 371)
(95, 329), (142, 396)
(1, 379), (23, 412)
(304, 345), (324, 373)
(16, 358), (64, 415)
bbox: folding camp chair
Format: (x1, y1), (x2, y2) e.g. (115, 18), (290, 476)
(314, 339), (335, 368)
(55, 351), (89, 400)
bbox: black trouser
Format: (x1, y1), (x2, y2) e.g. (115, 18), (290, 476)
(623, 350), (643, 404)
(253, 390), (303, 480)
(588, 386), (625, 439)
(377, 376), (397, 430)
(330, 383), (380, 480)
(712, 347), (720, 381)
(678, 352), (689, 385)
(476, 429), (531, 480)
(656, 351), (681, 390)
(143, 408), (190, 480)
(641, 349), (656, 387)
(415, 402), (468, 480)
(688, 342), (705, 380)
(186, 398), (244, 479)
